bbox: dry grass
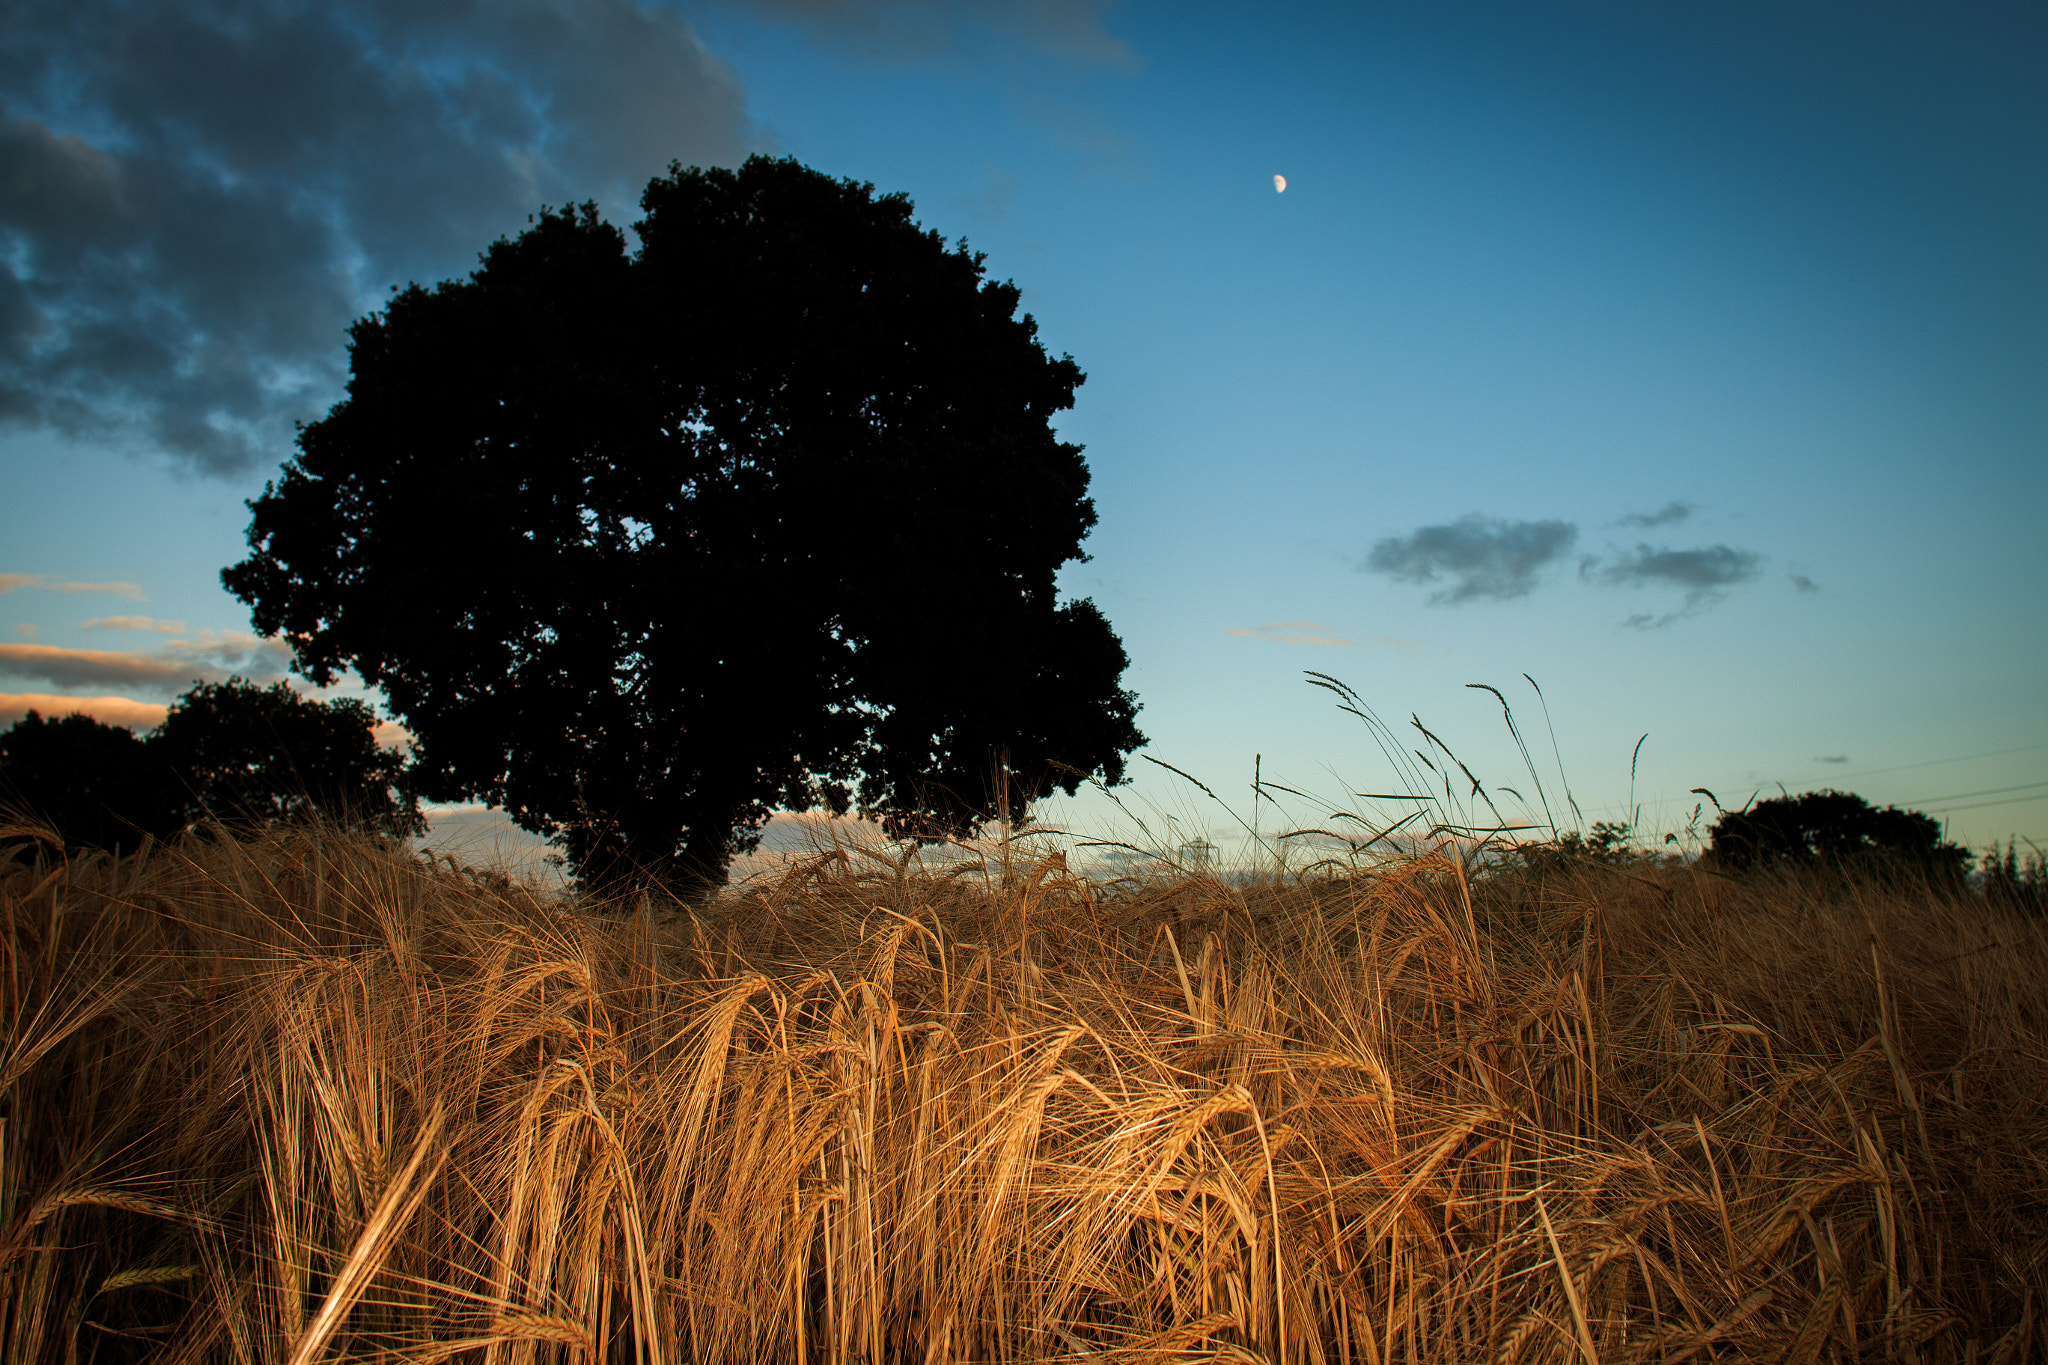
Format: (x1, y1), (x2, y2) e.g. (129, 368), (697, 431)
(1, 822), (2043, 1363)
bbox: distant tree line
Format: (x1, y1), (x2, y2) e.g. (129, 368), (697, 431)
(0, 678), (419, 855)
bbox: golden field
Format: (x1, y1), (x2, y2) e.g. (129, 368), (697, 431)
(0, 823), (2041, 1363)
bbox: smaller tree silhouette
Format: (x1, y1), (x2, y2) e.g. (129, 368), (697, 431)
(1706, 789), (1967, 878)
(1, 679), (420, 854)
(152, 679), (422, 836)
(0, 711), (178, 850)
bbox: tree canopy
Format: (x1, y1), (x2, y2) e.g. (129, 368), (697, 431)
(151, 680), (420, 836)
(1705, 789), (1968, 878)
(0, 679), (418, 853)
(224, 155), (1143, 889)
(0, 710), (173, 851)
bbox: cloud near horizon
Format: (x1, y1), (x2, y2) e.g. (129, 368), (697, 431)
(1227, 621), (1354, 647)
(1363, 514), (1578, 603)
(0, 634), (291, 691)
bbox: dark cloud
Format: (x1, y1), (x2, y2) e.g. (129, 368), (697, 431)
(1618, 500), (1693, 528)
(0, 0), (752, 474)
(0, 643), (194, 689)
(1789, 573), (1821, 593)
(1596, 543), (1761, 592)
(1593, 541), (1762, 628)
(1364, 514), (1578, 604)
(1816, 755), (1850, 764)
(0, 633), (291, 690)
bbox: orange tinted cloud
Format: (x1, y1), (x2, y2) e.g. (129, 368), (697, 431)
(0, 574), (144, 600)
(82, 615), (187, 633)
(0, 692), (169, 730)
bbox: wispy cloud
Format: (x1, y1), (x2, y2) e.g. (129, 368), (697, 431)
(1364, 514), (1577, 603)
(81, 615), (186, 634)
(0, 574), (143, 599)
(0, 634), (290, 691)
(958, 166), (1019, 222)
(1789, 573), (1821, 593)
(1021, 95), (1144, 177)
(0, 691), (168, 730)
(1816, 755), (1850, 764)
(1228, 621), (1354, 647)
(13, 624), (33, 638)
(725, 0), (1132, 65)
(1617, 500), (1693, 528)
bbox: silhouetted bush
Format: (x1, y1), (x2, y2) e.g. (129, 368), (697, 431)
(1705, 789), (1969, 879)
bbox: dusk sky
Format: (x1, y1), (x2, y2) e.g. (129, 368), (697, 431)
(3, 0), (2043, 865)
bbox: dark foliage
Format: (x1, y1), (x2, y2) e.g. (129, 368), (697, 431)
(151, 679), (421, 836)
(0, 710), (177, 850)
(1706, 789), (1969, 878)
(0, 680), (419, 853)
(224, 155), (1144, 890)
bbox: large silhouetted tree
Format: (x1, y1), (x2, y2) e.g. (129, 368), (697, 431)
(224, 156), (1143, 890)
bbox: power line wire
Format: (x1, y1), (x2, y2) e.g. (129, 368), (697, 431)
(1898, 778), (2048, 807)
(1789, 739), (2048, 785)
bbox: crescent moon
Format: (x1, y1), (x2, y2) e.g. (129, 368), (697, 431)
(1273, 174), (1287, 193)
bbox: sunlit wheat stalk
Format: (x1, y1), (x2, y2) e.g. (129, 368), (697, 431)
(0, 819), (2039, 1361)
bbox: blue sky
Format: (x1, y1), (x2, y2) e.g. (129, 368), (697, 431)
(3, 0), (2043, 861)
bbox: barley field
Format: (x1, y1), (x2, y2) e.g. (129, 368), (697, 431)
(1, 822), (2042, 1363)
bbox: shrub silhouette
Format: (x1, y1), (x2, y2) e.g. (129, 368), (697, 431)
(1706, 788), (1968, 877)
